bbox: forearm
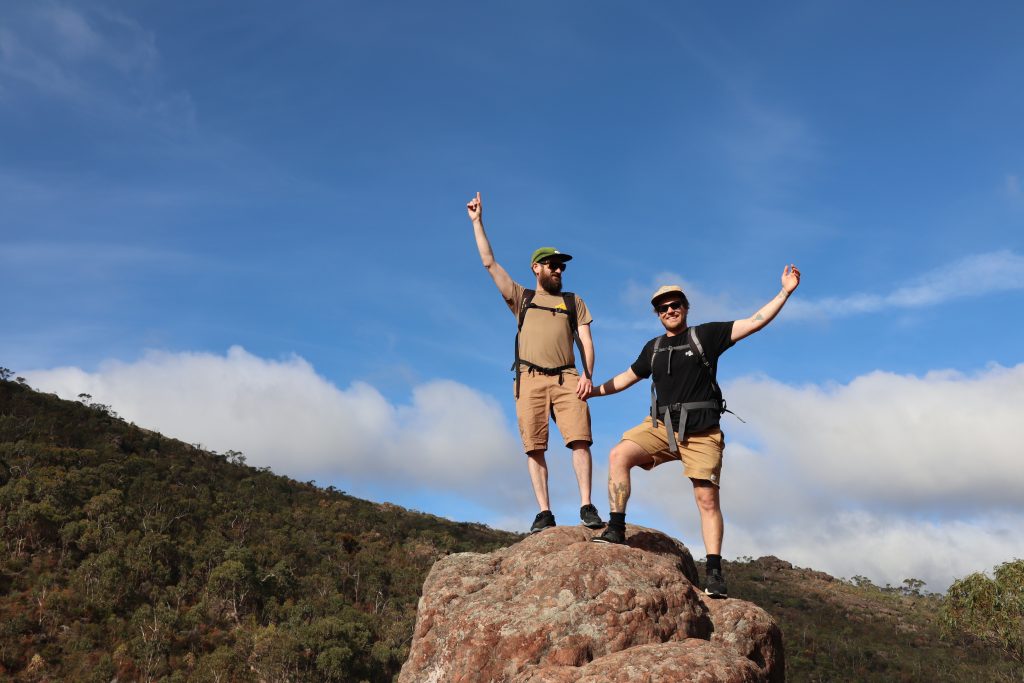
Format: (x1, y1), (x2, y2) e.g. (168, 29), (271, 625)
(732, 288), (790, 341)
(472, 218), (497, 268)
(749, 288), (790, 330)
(592, 369), (639, 398)
(579, 328), (595, 376)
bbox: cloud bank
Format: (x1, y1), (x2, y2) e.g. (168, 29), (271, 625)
(26, 347), (531, 510)
(629, 362), (1024, 591)
(25, 348), (1024, 591)
(788, 250), (1024, 320)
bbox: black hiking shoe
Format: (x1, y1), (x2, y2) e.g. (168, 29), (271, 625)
(580, 504), (605, 529)
(705, 568), (728, 598)
(590, 526), (625, 544)
(530, 510), (556, 533)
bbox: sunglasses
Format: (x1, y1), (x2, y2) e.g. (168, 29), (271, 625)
(655, 300), (684, 314)
(541, 260), (567, 272)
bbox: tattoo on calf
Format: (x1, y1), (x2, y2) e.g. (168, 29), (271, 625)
(609, 480), (630, 513)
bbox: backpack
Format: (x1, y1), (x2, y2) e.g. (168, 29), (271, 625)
(512, 289), (592, 398)
(648, 326), (737, 452)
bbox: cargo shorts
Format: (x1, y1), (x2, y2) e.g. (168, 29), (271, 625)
(621, 420), (724, 486)
(514, 369), (592, 453)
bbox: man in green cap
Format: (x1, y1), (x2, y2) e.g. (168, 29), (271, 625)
(466, 191), (604, 533)
(587, 266), (801, 599)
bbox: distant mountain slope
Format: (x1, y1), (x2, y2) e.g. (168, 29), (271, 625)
(719, 556), (1015, 682)
(0, 380), (520, 681)
(0, 380), (1014, 682)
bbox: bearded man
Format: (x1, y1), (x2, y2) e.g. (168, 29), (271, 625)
(467, 192), (604, 533)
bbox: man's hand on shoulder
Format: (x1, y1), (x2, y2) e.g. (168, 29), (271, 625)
(467, 192), (482, 223)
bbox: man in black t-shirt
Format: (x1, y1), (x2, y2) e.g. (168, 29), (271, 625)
(587, 265), (801, 598)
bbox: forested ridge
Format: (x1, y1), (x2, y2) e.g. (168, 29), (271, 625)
(1, 378), (1017, 682)
(0, 379), (520, 681)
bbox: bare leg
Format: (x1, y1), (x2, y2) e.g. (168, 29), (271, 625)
(527, 450), (550, 511)
(608, 440), (653, 513)
(568, 440), (592, 506)
(691, 479), (723, 555)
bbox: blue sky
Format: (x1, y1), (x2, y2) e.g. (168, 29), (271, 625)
(4, 1), (1023, 590)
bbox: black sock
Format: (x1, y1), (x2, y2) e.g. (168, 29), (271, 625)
(706, 554), (722, 572)
(609, 512), (626, 529)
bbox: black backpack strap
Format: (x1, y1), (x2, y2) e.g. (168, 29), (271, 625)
(687, 326), (745, 424)
(650, 336), (662, 427)
(513, 289), (537, 398)
(687, 326), (720, 398)
(561, 292), (591, 380)
(517, 289), (536, 331)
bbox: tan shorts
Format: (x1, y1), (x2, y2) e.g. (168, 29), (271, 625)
(514, 369), (592, 453)
(621, 420), (725, 486)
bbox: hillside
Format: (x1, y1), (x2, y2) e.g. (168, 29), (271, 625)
(718, 556), (1016, 682)
(0, 379), (1015, 681)
(0, 379), (521, 681)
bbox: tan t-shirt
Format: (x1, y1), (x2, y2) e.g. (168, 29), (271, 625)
(506, 281), (592, 372)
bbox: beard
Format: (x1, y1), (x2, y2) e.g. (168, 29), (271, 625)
(538, 270), (562, 294)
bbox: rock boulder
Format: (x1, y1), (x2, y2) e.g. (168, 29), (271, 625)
(399, 525), (783, 682)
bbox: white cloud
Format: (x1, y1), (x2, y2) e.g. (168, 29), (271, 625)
(24, 348), (1024, 590)
(788, 250), (1024, 320)
(0, 4), (191, 126)
(724, 510), (1024, 592)
(25, 347), (532, 510)
(1007, 174), (1021, 198)
(625, 362), (1024, 591)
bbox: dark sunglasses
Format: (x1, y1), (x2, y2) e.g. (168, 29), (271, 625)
(542, 260), (567, 272)
(656, 300), (684, 314)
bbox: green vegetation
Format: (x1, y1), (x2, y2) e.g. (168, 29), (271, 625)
(716, 556), (1021, 681)
(943, 559), (1024, 665)
(0, 379), (520, 681)
(1, 376), (1019, 681)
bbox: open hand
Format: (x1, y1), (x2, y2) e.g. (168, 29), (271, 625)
(782, 264), (801, 294)
(466, 192), (482, 222)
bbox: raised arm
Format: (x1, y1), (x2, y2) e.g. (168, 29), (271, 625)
(730, 264), (801, 342)
(575, 323), (595, 399)
(467, 192), (515, 301)
(589, 367), (642, 399)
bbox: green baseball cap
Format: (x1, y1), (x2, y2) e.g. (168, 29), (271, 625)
(530, 247), (573, 265)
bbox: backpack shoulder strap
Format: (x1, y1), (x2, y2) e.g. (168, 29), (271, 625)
(561, 292), (591, 379)
(650, 335), (663, 425)
(687, 326), (721, 398)
(561, 292), (578, 334)
(516, 289), (536, 331)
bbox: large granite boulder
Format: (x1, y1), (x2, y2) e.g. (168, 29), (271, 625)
(399, 525), (783, 682)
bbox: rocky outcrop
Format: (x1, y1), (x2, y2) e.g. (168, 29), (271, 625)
(399, 525), (783, 683)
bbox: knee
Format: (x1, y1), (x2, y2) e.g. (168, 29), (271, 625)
(693, 489), (720, 513)
(696, 498), (719, 515)
(568, 440), (591, 454)
(609, 444), (632, 470)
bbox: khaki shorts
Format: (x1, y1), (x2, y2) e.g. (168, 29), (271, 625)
(514, 369), (592, 453)
(621, 420), (725, 486)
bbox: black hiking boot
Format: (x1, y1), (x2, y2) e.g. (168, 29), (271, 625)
(579, 504), (605, 529)
(705, 568), (728, 598)
(590, 525), (625, 544)
(530, 510), (556, 533)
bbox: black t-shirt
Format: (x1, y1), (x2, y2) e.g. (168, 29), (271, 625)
(630, 321), (735, 433)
